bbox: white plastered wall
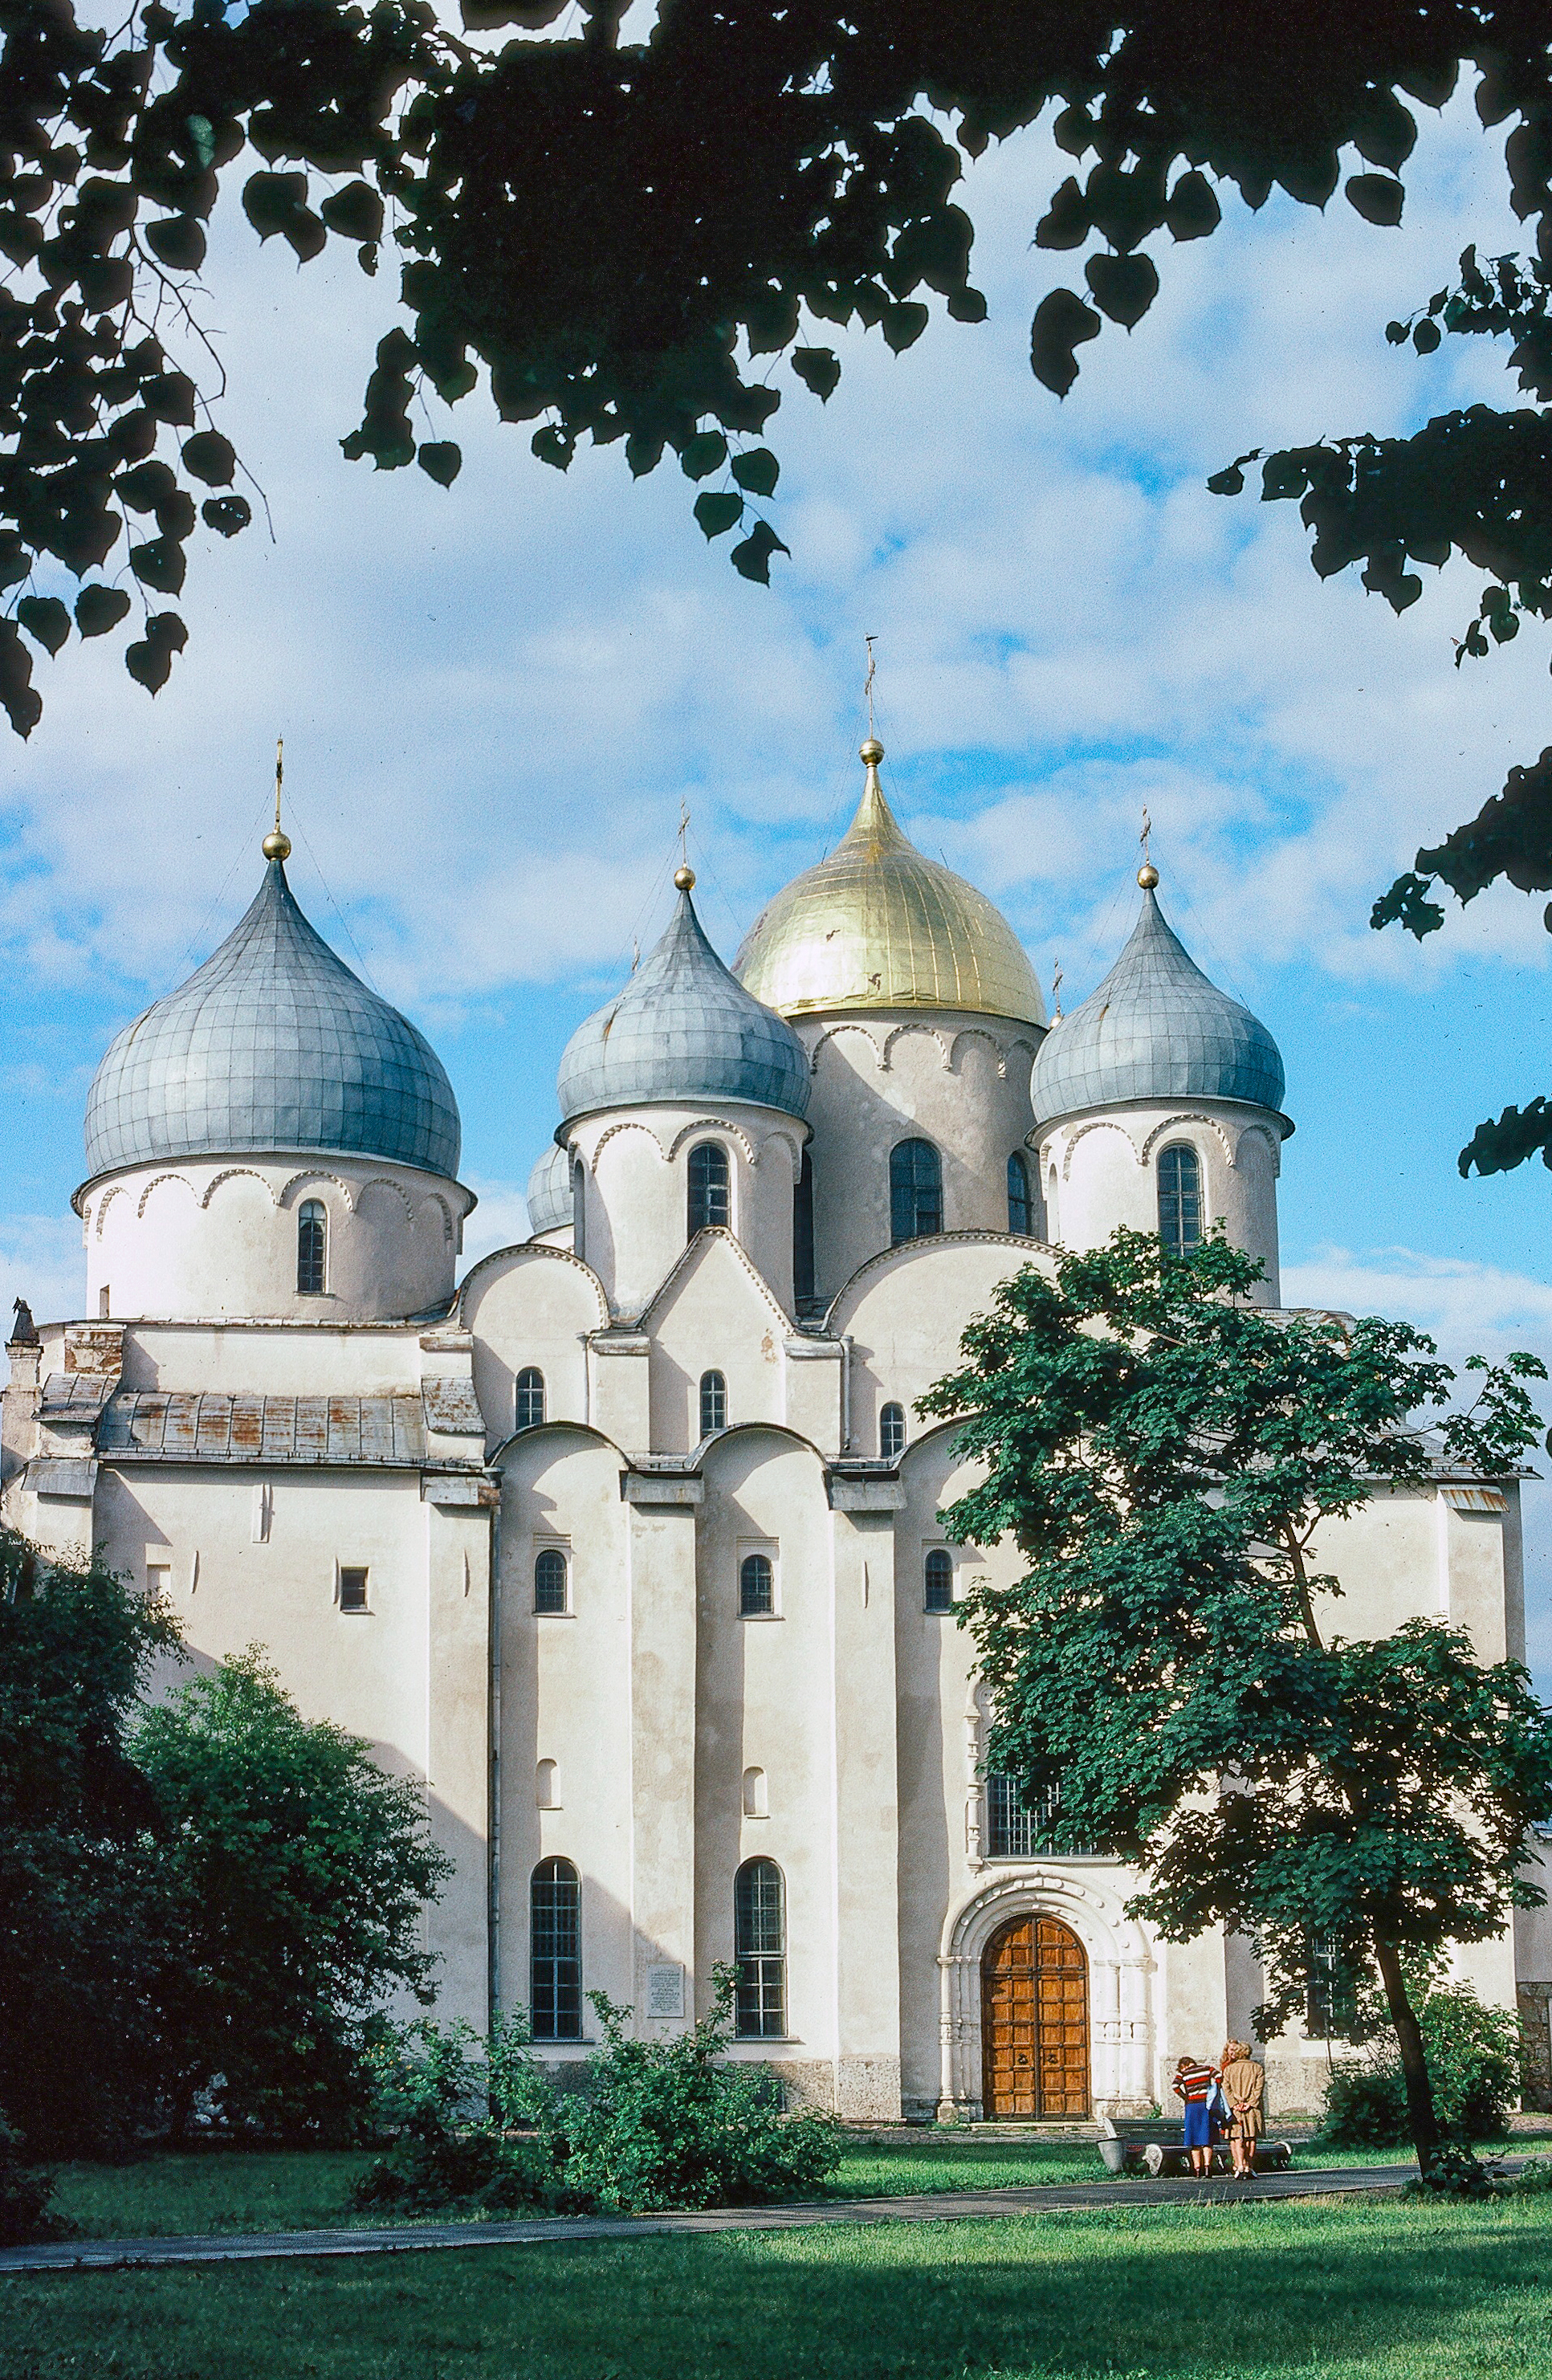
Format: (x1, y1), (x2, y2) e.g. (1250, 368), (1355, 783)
(796, 1010), (1042, 1303)
(566, 1102), (806, 1319)
(79, 1155), (474, 1324)
(1034, 1099), (1285, 1302)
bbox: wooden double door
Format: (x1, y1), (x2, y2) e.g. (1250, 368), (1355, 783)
(981, 1916), (1090, 2119)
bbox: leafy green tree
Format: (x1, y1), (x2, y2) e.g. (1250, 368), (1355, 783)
(0, 1524), (181, 2156)
(134, 1648), (452, 2138)
(1212, 239), (1552, 1176)
(920, 1229), (1552, 2179)
(4, 3), (1552, 729)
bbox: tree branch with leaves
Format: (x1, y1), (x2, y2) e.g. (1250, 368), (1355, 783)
(921, 1228), (1552, 2180)
(5, 2), (1552, 732)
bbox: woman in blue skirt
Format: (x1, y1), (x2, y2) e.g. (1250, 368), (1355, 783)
(1173, 2054), (1219, 2177)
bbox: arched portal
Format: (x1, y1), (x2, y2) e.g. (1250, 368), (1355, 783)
(980, 1915), (1090, 2118)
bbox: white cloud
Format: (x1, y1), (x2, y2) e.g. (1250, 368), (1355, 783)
(1, 1216), (84, 1335)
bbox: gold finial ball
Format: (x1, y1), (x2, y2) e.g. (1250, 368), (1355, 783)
(859, 737), (884, 766)
(1138, 862), (1159, 890)
(263, 828), (292, 862)
(674, 863), (696, 891)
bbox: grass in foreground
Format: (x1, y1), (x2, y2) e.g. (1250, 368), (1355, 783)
(9, 2196), (1552, 2379)
(49, 2129), (1549, 2239)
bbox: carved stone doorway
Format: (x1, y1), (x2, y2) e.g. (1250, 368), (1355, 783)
(980, 1914), (1090, 2118)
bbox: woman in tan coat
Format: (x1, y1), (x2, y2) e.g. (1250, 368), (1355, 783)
(1220, 2040), (1265, 2178)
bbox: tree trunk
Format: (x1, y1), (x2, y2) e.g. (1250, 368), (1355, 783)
(1372, 1932), (1440, 2172)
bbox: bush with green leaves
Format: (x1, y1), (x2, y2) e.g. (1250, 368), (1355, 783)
(352, 1970), (842, 2219)
(560, 1966), (841, 2214)
(1319, 1984), (1523, 2148)
(0, 2117), (63, 2248)
(349, 2012), (569, 2217)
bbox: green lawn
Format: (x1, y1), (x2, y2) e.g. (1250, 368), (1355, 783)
(9, 2198), (1552, 2378)
(47, 2129), (1499, 2241)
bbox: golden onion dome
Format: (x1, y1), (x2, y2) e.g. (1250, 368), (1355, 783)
(733, 742), (1045, 1026)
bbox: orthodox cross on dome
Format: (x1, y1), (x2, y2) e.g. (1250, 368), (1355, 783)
(1138, 806), (1159, 891)
(1051, 957), (1063, 1022)
(864, 633), (878, 741)
(263, 736), (291, 862)
(674, 797), (695, 893)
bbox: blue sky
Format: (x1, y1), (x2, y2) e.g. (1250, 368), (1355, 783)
(5, 79), (1552, 1680)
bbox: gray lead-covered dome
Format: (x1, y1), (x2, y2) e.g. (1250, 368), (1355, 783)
(526, 1140), (572, 1234)
(84, 859), (462, 1180)
(558, 885), (810, 1127)
(1032, 889), (1285, 1126)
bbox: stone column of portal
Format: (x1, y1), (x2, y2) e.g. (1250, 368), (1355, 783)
(622, 1473), (703, 2028)
(828, 1477), (905, 2119)
(424, 1479), (496, 2032)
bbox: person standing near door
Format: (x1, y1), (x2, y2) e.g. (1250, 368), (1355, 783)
(1172, 2053), (1219, 2177)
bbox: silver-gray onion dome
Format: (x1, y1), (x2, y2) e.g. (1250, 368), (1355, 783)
(84, 858), (462, 1180)
(526, 1140), (572, 1234)
(557, 882), (810, 1127)
(1032, 888), (1285, 1126)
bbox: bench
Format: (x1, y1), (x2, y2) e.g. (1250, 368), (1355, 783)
(1096, 2115), (1293, 2178)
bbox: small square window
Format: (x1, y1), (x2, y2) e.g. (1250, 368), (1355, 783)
(339, 1566), (369, 1613)
(146, 1563), (170, 1605)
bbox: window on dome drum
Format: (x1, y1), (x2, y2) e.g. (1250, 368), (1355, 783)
(572, 1162), (586, 1261)
(880, 1402), (906, 1462)
(739, 1552), (775, 1617)
(338, 1566), (369, 1614)
(531, 1857), (582, 2040)
(734, 1857), (786, 2038)
(699, 1370), (727, 1437)
(924, 1548), (954, 1612)
(793, 1151), (816, 1309)
(1304, 1934), (1361, 2040)
(1007, 1151), (1033, 1236)
(1157, 1143), (1203, 1255)
(987, 1774), (1093, 1858)
(534, 1547), (568, 1615)
(687, 1140), (731, 1236)
(296, 1199), (327, 1295)
(515, 1367), (545, 1430)
(890, 1138), (942, 1244)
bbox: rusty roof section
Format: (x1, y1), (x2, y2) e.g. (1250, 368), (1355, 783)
(95, 1390), (469, 1468)
(421, 1377), (485, 1435)
(40, 1371), (116, 1419)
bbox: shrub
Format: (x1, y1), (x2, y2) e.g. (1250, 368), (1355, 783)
(0, 2117), (65, 2247)
(348, 2012), (567, 2217)
(349, 1975), (843, 2219)
(560, 1966), (842, 2214)
(1318, 1983), (1523, 2147)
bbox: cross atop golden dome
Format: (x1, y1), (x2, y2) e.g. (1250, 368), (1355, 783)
(733, 740), (1045, 1026)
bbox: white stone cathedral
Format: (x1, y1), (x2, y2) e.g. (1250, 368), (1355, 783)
(3, 740), (1542, 2121)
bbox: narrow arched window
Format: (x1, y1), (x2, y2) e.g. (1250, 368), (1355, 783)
(1157, 1143), (1203, 1255)
(536, 1759), (560, 1809)
(572, 1162), (587, 1262)
(880, 1402), (906, 1462)
(742, 1766), (768, 1818)
(534, 1547), (568, 1614)
(739, 1552), (774, 1617)
(734, 1857), (786, 2038)
(687, 1141), (731, 1236)
(793, 1151), (816, 1309)
(531, 1857), (581, 2040)
(296, 1199), (327, 1295)
(1007, 1151), (1033, 1235)
(924, 1548), (954, 1612)
(890, 1139), (942, 1244)
(515, 1367), (545, 1430)
(699, 1369), (727, 1437)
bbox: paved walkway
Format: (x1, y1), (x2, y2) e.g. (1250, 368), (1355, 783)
(0, 2162), (1432, 2276)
